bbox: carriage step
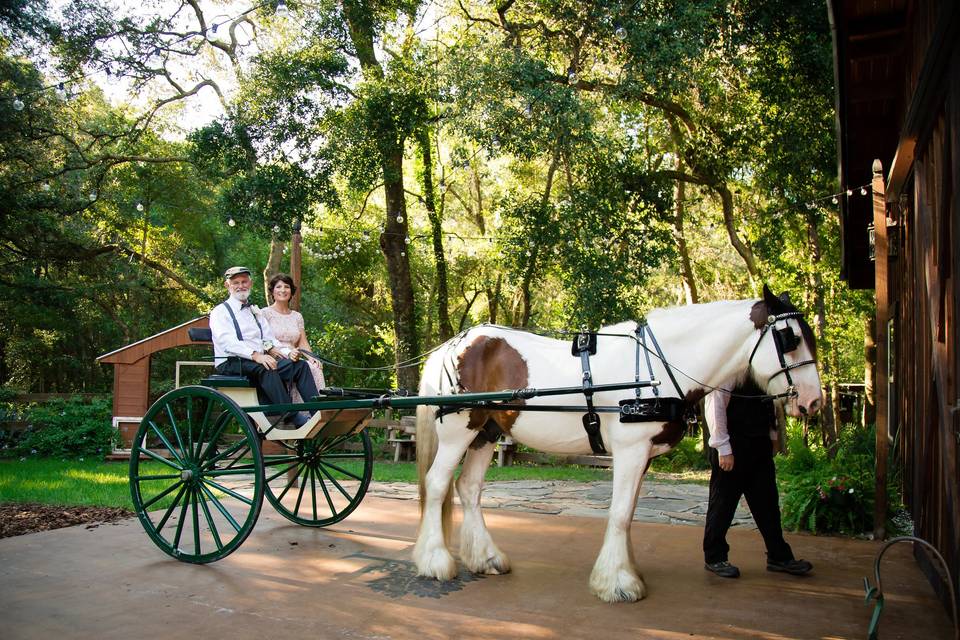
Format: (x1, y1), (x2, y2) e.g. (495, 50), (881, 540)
(200, 375), (253, 388)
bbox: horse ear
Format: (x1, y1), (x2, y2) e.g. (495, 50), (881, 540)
(762, 284), (779, 308)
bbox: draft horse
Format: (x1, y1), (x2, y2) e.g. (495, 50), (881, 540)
(413, 286), (822, 603)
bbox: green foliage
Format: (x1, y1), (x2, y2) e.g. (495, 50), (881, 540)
(9, 397), (114, 459)
(778, 424), (896, 535)
(650, 436), (711, 473)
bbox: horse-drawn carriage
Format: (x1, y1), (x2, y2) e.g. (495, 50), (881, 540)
(129, 288), (822, 602)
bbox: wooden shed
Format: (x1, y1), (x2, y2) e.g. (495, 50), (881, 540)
(96, 316), (210, 446)
(829, 0), (958, 612)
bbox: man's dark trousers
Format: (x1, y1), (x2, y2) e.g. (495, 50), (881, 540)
(217, 358), (318, 420)
(703, 434), (794, 564)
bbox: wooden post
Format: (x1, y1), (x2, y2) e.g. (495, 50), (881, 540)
(291, 219), (302, 311)
(872, 159), (889, 540)
(864, 317), (876, 427)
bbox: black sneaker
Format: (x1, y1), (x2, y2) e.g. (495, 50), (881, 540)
(705, 561), (740, 578)
(767, 558), (813, 575)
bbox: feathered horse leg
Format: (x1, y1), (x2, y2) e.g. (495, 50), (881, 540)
(457, 441), (510, 575)
(590, 439), (651, 603)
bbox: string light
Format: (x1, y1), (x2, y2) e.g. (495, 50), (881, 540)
(275, 0), (290, 18)
(228, 218), (236, 227)
(567, 69), (578, 85)
(804, 183), (871, 209)
(615, 27), (628, 40)
(12, 96), (24, 111)
(136, 201), (145, 212)
(396, 215), (404, 223)
(41, 182), (51, 192)
(88, 191), (97, 202)
(55, 83), (67, 100)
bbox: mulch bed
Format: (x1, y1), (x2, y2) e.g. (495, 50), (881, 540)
(0, 503), (134, 539)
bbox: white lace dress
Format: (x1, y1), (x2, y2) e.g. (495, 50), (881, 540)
(260, 306), (325, 400)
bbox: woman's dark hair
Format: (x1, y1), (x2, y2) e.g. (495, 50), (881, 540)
(268, 273), (297, 301)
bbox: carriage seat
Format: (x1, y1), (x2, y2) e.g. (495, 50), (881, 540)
(200, 374), (253, 388)
(188, 328), (254, 388)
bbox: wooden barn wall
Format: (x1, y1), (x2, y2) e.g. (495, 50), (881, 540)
(892, 83), (959, 611)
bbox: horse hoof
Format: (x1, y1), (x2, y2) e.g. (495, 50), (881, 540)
(414, 547), (458, 581)
(469, 554), (511, 575)
(590, 571), (647, 603)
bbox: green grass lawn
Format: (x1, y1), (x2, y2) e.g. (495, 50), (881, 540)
(0, 456), (708, 510)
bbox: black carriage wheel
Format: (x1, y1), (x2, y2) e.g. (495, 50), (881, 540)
(263, 429), (373, 527)
(129, 386), (264, 563)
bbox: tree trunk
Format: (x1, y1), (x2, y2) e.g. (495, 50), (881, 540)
(486, 273), (502, 324)
(863, 316), (876, 426)
(674, 169), (698, 304)
(519, 147), (561, 327)
(263, 237), (284, 305)
(417, 128), (452, 340)
(343, 1), (419, 391)
(380, 152), (420, 391)
(805, 214), (837, 453)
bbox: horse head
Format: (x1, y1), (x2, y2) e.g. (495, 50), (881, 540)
(747, 285), (823, 417)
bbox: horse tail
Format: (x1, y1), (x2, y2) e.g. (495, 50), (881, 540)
(416, 353), (455, 546)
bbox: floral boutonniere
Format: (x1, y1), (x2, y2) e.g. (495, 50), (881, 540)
(250, 305), (261, 316)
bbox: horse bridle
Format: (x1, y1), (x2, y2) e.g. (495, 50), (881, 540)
(747, 311), (817, 398)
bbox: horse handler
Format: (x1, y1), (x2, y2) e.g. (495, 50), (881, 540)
(702, 377), (813, 579)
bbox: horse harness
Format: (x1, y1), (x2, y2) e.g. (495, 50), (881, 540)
(433, 312), (814, 456)
(573, 324), (697, 454)
(747, 311), (817, 397)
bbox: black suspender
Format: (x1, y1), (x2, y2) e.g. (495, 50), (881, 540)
(221, 302), (263, 342)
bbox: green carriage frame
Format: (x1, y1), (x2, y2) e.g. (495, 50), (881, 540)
(130, 371), (658, 564)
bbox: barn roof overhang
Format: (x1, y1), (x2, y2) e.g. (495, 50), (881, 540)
(828, 0), (907, 290)
(96, 316), (210, 365)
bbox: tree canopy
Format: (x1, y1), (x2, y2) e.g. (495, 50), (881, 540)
(0, 0), (871, 437)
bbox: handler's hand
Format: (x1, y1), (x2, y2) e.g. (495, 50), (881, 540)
(719, 454), (734, 472)
(288, 349), (301, 361)
(253, 352), (278, 370)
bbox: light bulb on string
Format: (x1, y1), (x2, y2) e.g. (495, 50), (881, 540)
(136, 201), (145, 212)
(404, 236), (411, 244)
(55, 83), (67, 100)
(400, 251), (406, 257)
(275, 0), (290, 18)
(41, 182), (51, 192)
(860, 187), (868, 196)
(88, 191), (97, 202)
(396, 215), (404, 223)
(272, 225), (281, 234)
(845, 189), (853, 196)
(615, 26), (628, 40)
(228, 218), (236, 227)
(567, 69), (578, 85)
(524, 103), (533, 118)
(831, 196), (838, 205)
(12, 96), (24, 111)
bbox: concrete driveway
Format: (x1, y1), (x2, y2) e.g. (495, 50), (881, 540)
(0, 492), (952, 639)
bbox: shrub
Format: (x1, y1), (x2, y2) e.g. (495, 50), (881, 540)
(13, 396), (115, 459)
(778, 424), (895, 535)
(651, 436), (710, 473)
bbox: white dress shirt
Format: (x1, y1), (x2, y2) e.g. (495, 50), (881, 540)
(209, 296), (289, 364)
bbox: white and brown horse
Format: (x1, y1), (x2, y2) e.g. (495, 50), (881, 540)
(413, 287), (822, 602)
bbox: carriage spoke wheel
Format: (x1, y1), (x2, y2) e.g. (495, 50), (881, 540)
(129, 386), (264, 563)
(263, 429), (373, 527)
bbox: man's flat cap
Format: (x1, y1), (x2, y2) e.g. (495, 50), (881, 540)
(224, 266), (252, 279)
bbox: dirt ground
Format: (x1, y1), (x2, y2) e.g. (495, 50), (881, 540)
(1, 494), (953, 640)
(0, 502), (132, 538)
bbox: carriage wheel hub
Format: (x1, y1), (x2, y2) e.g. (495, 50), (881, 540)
(180, 468), (194, 482)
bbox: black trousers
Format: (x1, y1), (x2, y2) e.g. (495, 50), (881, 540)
(216, 358), (318, 417)
(703, 435), (793, 564)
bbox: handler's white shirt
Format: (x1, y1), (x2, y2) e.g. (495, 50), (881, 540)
(705, 378), (777, 457)
(209, 296), (289, 364)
